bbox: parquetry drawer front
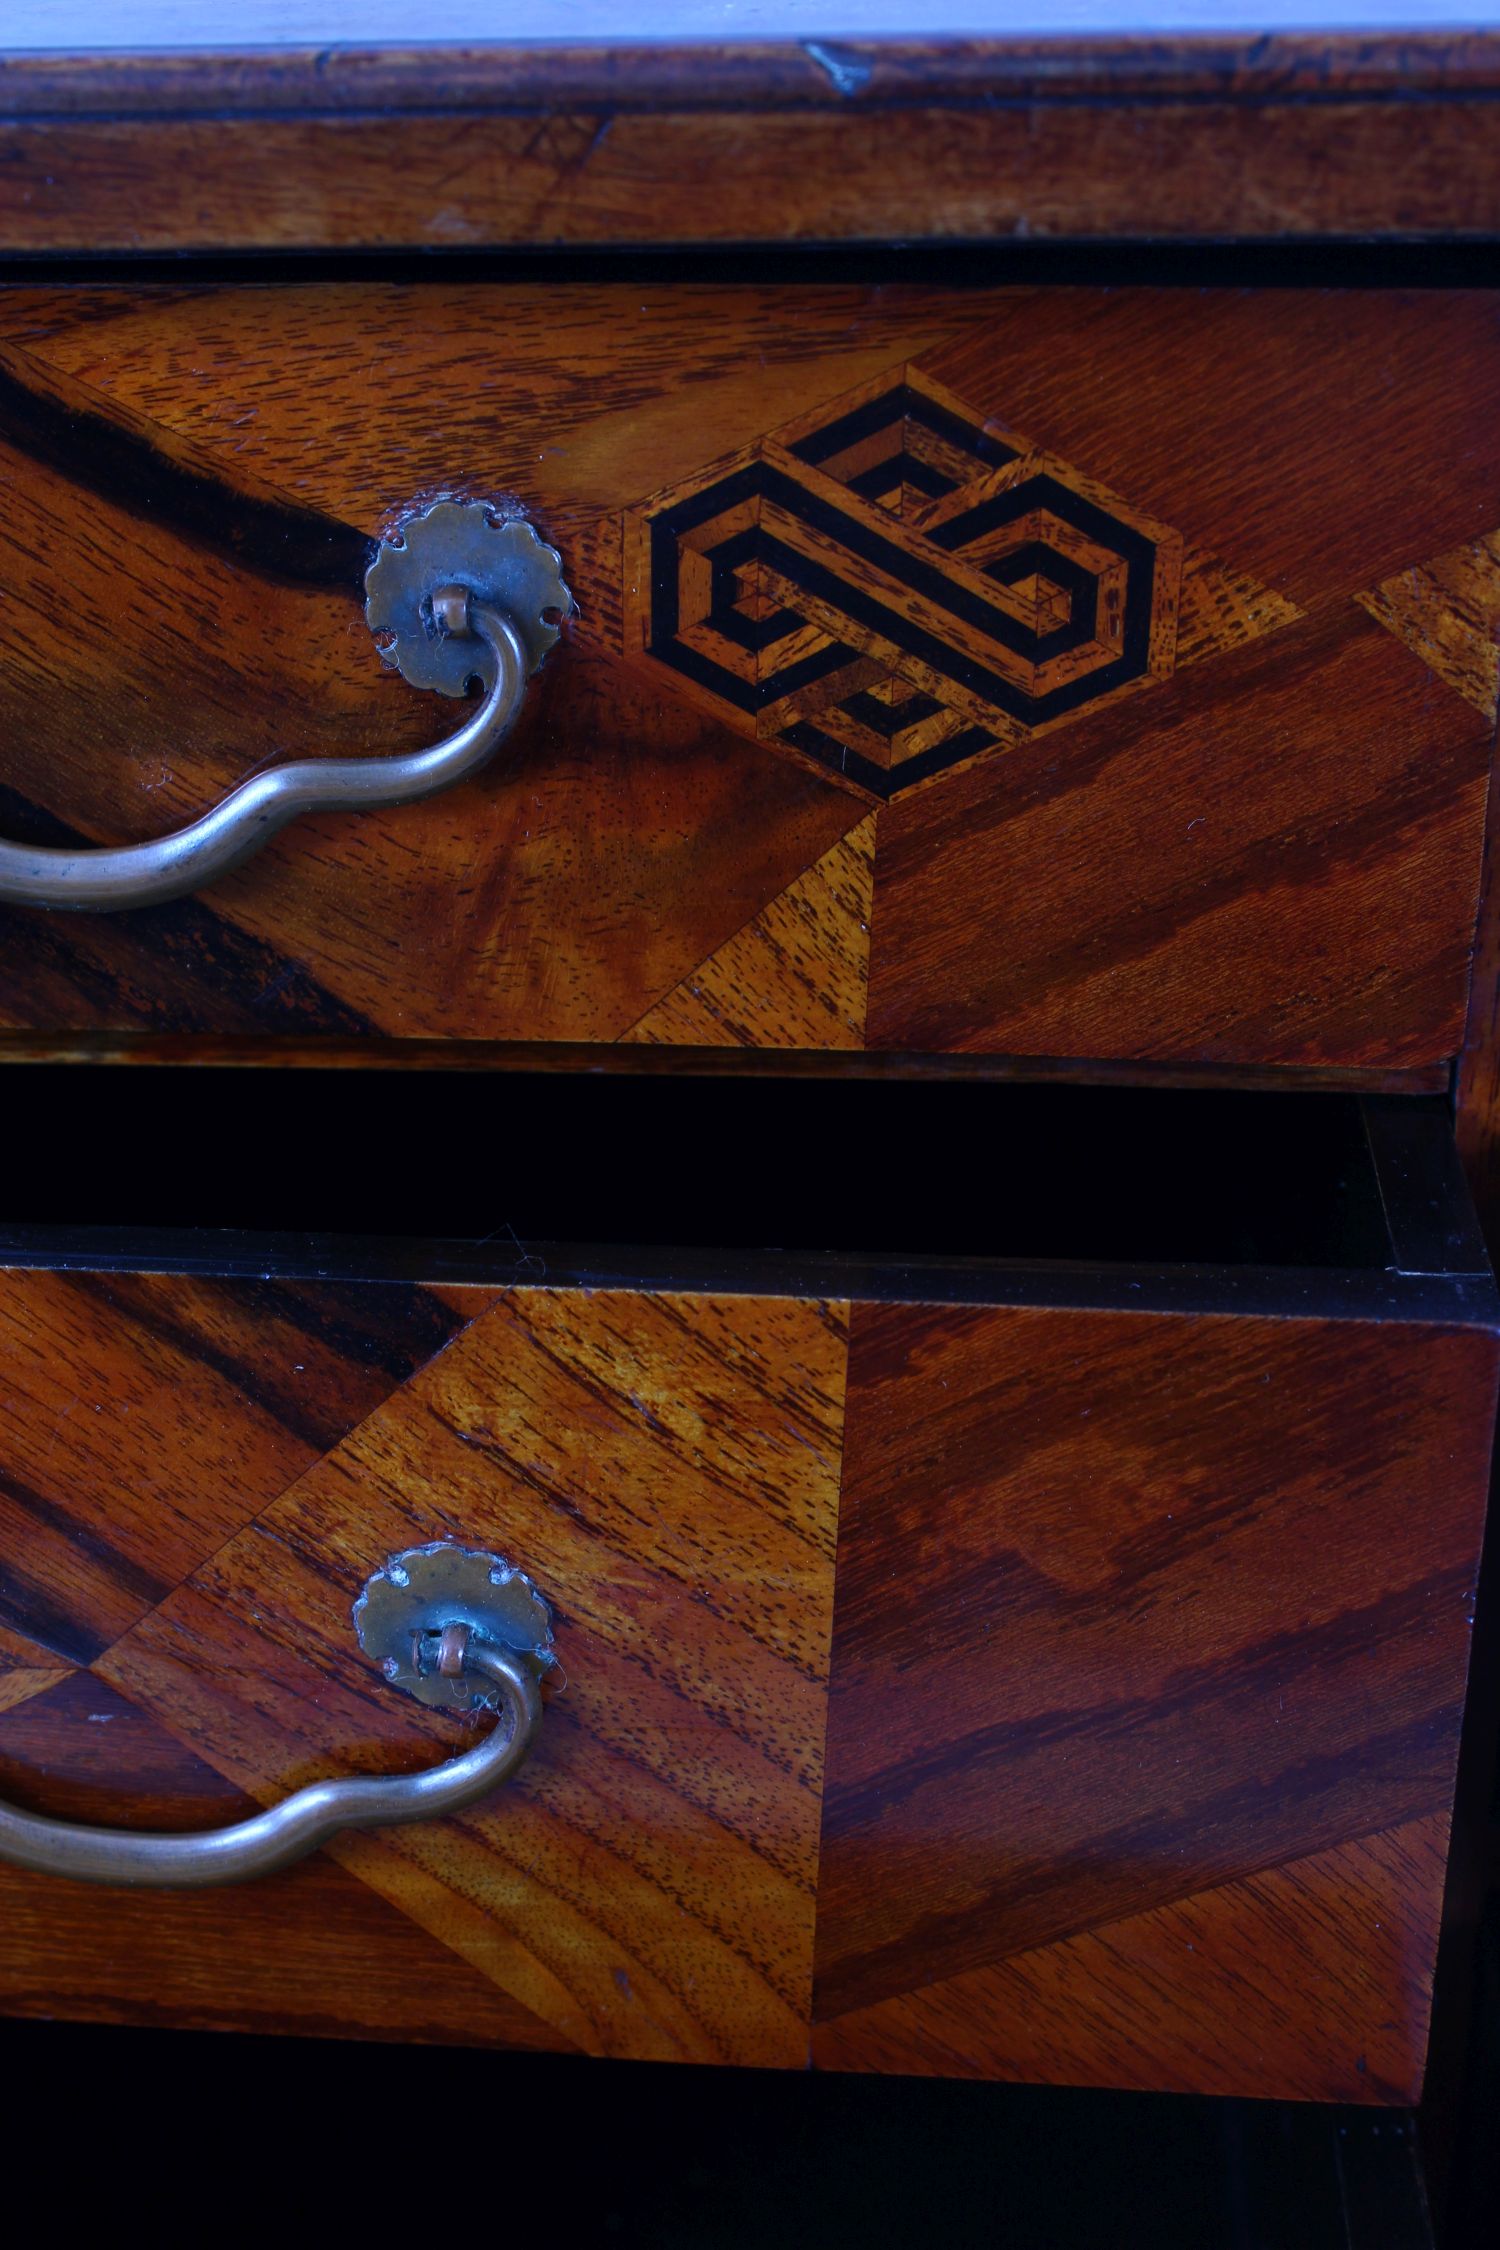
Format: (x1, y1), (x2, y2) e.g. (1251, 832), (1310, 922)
(812, 1304), (1495, 2098)
(0, 1275), (844, 2063)
(0, 284), (1495, 1065)
(0, 1089), (1494, 2095)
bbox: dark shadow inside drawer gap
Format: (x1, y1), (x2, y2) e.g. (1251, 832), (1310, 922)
(0, 1072), (1396, 1271)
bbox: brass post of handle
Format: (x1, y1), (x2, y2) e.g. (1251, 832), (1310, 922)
(0, 504), (572, 913)
(0, 1545), (556, 1889)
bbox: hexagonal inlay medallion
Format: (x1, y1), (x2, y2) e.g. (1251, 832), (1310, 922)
(621, 365), (1183, 801)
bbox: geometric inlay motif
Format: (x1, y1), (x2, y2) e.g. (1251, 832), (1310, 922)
(624, 366), (1184, 800)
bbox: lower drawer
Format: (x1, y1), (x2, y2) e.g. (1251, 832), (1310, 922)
(0, 1079), (1493, 2097)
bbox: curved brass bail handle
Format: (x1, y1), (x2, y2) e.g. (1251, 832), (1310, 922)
(0, 599), (529, 915)
(0, 1635), (542, 1889)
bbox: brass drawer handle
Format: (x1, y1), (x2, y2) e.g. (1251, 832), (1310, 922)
(0, 1544), (554, 1889)
(0, 505), (571, 914)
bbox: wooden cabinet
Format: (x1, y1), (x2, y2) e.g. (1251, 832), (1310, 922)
(3, 17), (1500, 2137)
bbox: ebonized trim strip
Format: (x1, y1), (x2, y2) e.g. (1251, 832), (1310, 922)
(0, 1228), (1493, 1329)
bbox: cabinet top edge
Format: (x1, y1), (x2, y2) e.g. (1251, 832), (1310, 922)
(7, 28), (1500, 252)
(8, 26), (1500, 118)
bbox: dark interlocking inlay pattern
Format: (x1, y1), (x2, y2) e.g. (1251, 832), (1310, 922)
(628, 366), (1182, 799)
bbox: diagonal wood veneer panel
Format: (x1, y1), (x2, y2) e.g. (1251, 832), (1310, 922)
(1357, 527), (1500, 722)
(98, 1287), (848, 2067)
(0, 1270), (485, 1664)
(0, 342), (860, 1045)
(813, 1299), (1496, 2095)
(0, 1670), (570, 2050)
(0, 1620), (75, 1670)
(813, 1814), (1450, 2102)
(622, 813), (876, 1048)
(866, 609), (1492, 1063)
(914, 292), (1500, 610)
(0, 1670), (70, 1717)
(13, 284), (1001, 534)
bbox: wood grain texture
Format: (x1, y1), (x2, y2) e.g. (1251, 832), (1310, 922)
(1175, 543), (1302, 669)
(0, 1622), (67, 1669)
(0, 1670), (69, 1717)
(15, 30), (1500, 114)
(916, 291), (1500, 611)
(613, 359), (1194, 802)
(622, 814), (875, 1048)
(1358, 531), (1500, 724)
(0, 1270), (475, 1662)
(814, 1815), (1451, 2102)
(0, 1671), (571, 2047)
(0, 1277), (846, 2066)
(0, 282), (1494, 1066)
(11, 282), (1000, 531)
(1370, 502), (1500, 1289)
(7, 33), (1500, 249)
(865, 610), (1492, 1064)
(812, 1301), (1499, 2099)
(1, 1249), (1494, 2090)
(0, 290), (936, 1047)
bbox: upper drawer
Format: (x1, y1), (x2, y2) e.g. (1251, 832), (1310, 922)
(1, 281), (1495, 1066)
